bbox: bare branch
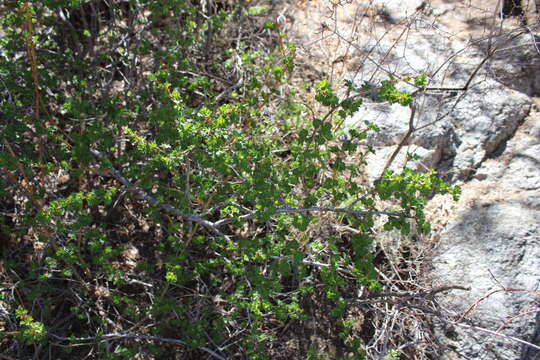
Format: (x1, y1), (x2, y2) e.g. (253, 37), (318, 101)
(349, 285), (470, 304)
(90, 149), (228, 239)
(453, 323), (540, 352)
(214, 206), (407, 227)
(458, 287), (540, 322)
(273, 206), (407, 217)
(269, 255), (352, 275)
(215, 80), (243, 102)
(92, 150), (405, 235)
(378, 103), (417, 179)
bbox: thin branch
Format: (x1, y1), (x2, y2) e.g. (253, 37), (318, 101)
(49, 333), (229, 360)
(350, 285), (470, 304)
(496, 308), (540, 333)
(453, 323), (540, 351)
(121, 277), (154, 288)
(215, 80), (243, 102)
(214, 206), (407, 227)
(1, 166), (43, 210)
(274, 206), (407, 217)
(416, 29), (528, 131)
(90, 149), (228, 239)
(378, 103), (417, 179)
(91, 149), (405, 234)
(525, 26), (540, 53)
(269, 255), (351, 274)
(458, 287), (539, 322)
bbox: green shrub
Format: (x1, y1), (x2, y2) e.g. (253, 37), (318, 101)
(0, 1), (459, 358)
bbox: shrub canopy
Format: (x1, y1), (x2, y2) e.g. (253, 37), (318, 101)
(0, 1), (459, 358)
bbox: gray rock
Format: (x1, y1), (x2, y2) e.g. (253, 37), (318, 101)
(474, 108), (540, 192)
(430, 111), (540, 360)
(448, 78), (531, 178)
(342, 7), (540, 358)
(486, 33), (540, 97)
(346, 31), (532, 180)
(336, 4), (540, 358)
(431, 200), (540, 360)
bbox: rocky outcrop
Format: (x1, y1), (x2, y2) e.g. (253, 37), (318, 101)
(487, 33), (540, 97)
(345, 30), (532, 181)
(344, 3), (540, 359)
(430, 106), (540, 360)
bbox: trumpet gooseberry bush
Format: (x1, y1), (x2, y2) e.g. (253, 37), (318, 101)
(0, 1), (459, 358)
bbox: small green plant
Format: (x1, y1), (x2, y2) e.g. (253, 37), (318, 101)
(384, 348), (400, 360)
(15, 306), (47, 345)
(378, 78), (414, 106)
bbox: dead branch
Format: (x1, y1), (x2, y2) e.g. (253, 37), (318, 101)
(378, 103), (417, 179)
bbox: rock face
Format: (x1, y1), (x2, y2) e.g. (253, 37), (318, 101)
(346, 30), (533, 181)
(343, 2), (540, 359)
(433, 202), (539, 359)
(487, 33), (540, 97)
(430, 109), (540, 360)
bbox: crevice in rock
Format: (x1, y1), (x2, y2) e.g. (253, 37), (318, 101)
(501, 0), (525, 18)
(520, 303), (540, 360)
(461, 104), (533, 182)
(487, 138), (508, 160)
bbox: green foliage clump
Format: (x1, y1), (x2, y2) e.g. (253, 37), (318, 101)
(15, 306), (47, 345)
(0, 1), (459, 358)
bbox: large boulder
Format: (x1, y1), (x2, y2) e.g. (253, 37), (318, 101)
(432, 199), (539, 359)
(345, 30), (532, 180)
(428, 109), (540, 359)
(345, 8), (540, 359)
